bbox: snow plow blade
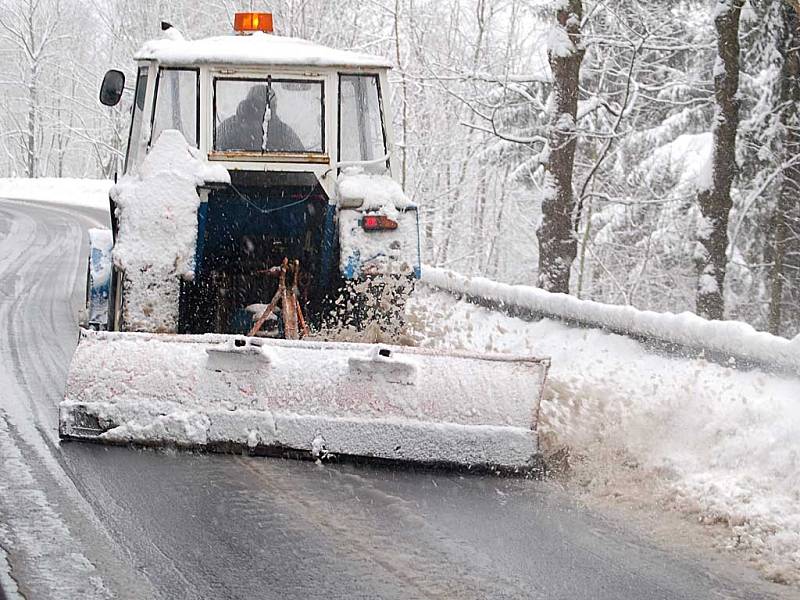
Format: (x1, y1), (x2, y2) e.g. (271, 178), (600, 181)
(59, 330), (549, 471)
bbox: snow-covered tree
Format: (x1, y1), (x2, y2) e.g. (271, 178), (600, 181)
(0, 0), (68, 177)
(694, 0), (745, 320)
(537, 0), (584, 293)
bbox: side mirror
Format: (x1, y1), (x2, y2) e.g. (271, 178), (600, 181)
(99, 70), (125, 107)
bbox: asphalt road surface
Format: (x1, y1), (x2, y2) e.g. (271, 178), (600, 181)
(0, 197), (792, 600)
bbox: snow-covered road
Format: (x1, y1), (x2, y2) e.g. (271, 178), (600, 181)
(0, 197), (793, 599)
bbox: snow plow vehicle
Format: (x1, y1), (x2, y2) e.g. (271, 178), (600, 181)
(59, 13), (550, 470)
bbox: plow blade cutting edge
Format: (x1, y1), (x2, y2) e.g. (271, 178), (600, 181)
(59, 330), (550, 470)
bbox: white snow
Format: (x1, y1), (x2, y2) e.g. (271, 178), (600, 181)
(0, 417), (111, 598)
(740, 0), (757, 23)
(638, 132), (714, 193)
(421, 266), (800, 372)
(135, 31), (391, 69)
(696, 149), (715, 192)
(162, 25), (185, 42)
(698, 265), (719, 295)
(348, 345), (419, 386)
(337, 167), (414, 211)
(60, 330), (548, 469)
(0, 544), (22, 600)
(310, 432), (328, 458)
(407, 288), (800, 585)
(111, 130), (228, 332)
(0, 177), (111, 211)
(546, 25), (575, 58)
(261, 101), (272, 153)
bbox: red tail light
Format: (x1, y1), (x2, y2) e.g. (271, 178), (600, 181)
(361, 215), (398, 231)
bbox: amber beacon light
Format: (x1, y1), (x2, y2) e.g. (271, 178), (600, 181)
(234, 12), (274, 34)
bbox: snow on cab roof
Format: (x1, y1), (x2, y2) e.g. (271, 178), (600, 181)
(135, 32), (392, 70)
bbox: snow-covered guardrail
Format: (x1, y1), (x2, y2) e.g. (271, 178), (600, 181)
(421, 266), (800, 375)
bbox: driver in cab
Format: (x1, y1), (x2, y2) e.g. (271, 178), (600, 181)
(216, 84), (303, 152)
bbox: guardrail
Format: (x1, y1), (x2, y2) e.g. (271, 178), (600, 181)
(421, 266), (800, 376)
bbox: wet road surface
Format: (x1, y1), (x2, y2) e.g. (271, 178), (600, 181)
(0, 198), (792, 599)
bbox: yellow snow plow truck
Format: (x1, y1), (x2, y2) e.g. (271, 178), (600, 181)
(59, 13), (549, 471)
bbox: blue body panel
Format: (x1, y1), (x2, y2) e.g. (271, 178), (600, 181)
(87, 228), (113, 329)
(319, 203), (338, 290)
(194, 200), (209, 277)
(193, 190), (317, 272)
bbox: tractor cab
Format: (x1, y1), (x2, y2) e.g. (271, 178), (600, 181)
(97, 14), (420, 337)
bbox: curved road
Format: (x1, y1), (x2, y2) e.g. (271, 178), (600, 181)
(0, 198), (790, 599)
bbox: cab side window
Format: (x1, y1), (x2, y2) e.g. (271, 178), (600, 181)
(338, 74), (387, 171)
(125, 67), (149, 174)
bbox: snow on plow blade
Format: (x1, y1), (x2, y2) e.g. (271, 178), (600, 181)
(60, 330), (550, 470)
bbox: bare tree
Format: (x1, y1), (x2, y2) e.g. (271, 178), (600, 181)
(0, 0), (66, 177)
(537, 0), (584, 293)
(695, 0), (745, 320)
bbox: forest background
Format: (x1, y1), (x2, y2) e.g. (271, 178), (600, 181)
(1, 0), (798, 337)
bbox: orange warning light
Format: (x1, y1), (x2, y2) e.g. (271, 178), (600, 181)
(234, 12), (274, 34)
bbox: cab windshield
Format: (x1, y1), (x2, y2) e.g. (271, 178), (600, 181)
(213, 78), (324, 154)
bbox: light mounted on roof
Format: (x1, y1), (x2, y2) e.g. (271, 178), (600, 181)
(234, 12), (274, 34)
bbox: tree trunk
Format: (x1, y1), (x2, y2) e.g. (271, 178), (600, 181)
(26, 4), (38, 178)
(768, 2), (800, 334)
(537, 0), (584, 293)
(393, 0), (409, 187)
(695, 0), (744, 320)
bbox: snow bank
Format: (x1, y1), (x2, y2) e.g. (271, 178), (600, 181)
(421, 266), (800, 373)
(60, 331), (548, 470)
(111, 130), (228, 332)
(408, 289), (800, 585)
(0, 177), (111, 210)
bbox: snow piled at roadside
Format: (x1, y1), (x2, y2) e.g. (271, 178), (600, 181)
(422, 266), (800, 372)
(408, 289), (800, 586)
(0, 177), (111, 210)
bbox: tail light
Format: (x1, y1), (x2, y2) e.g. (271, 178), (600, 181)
(361, 215), (398, 231)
